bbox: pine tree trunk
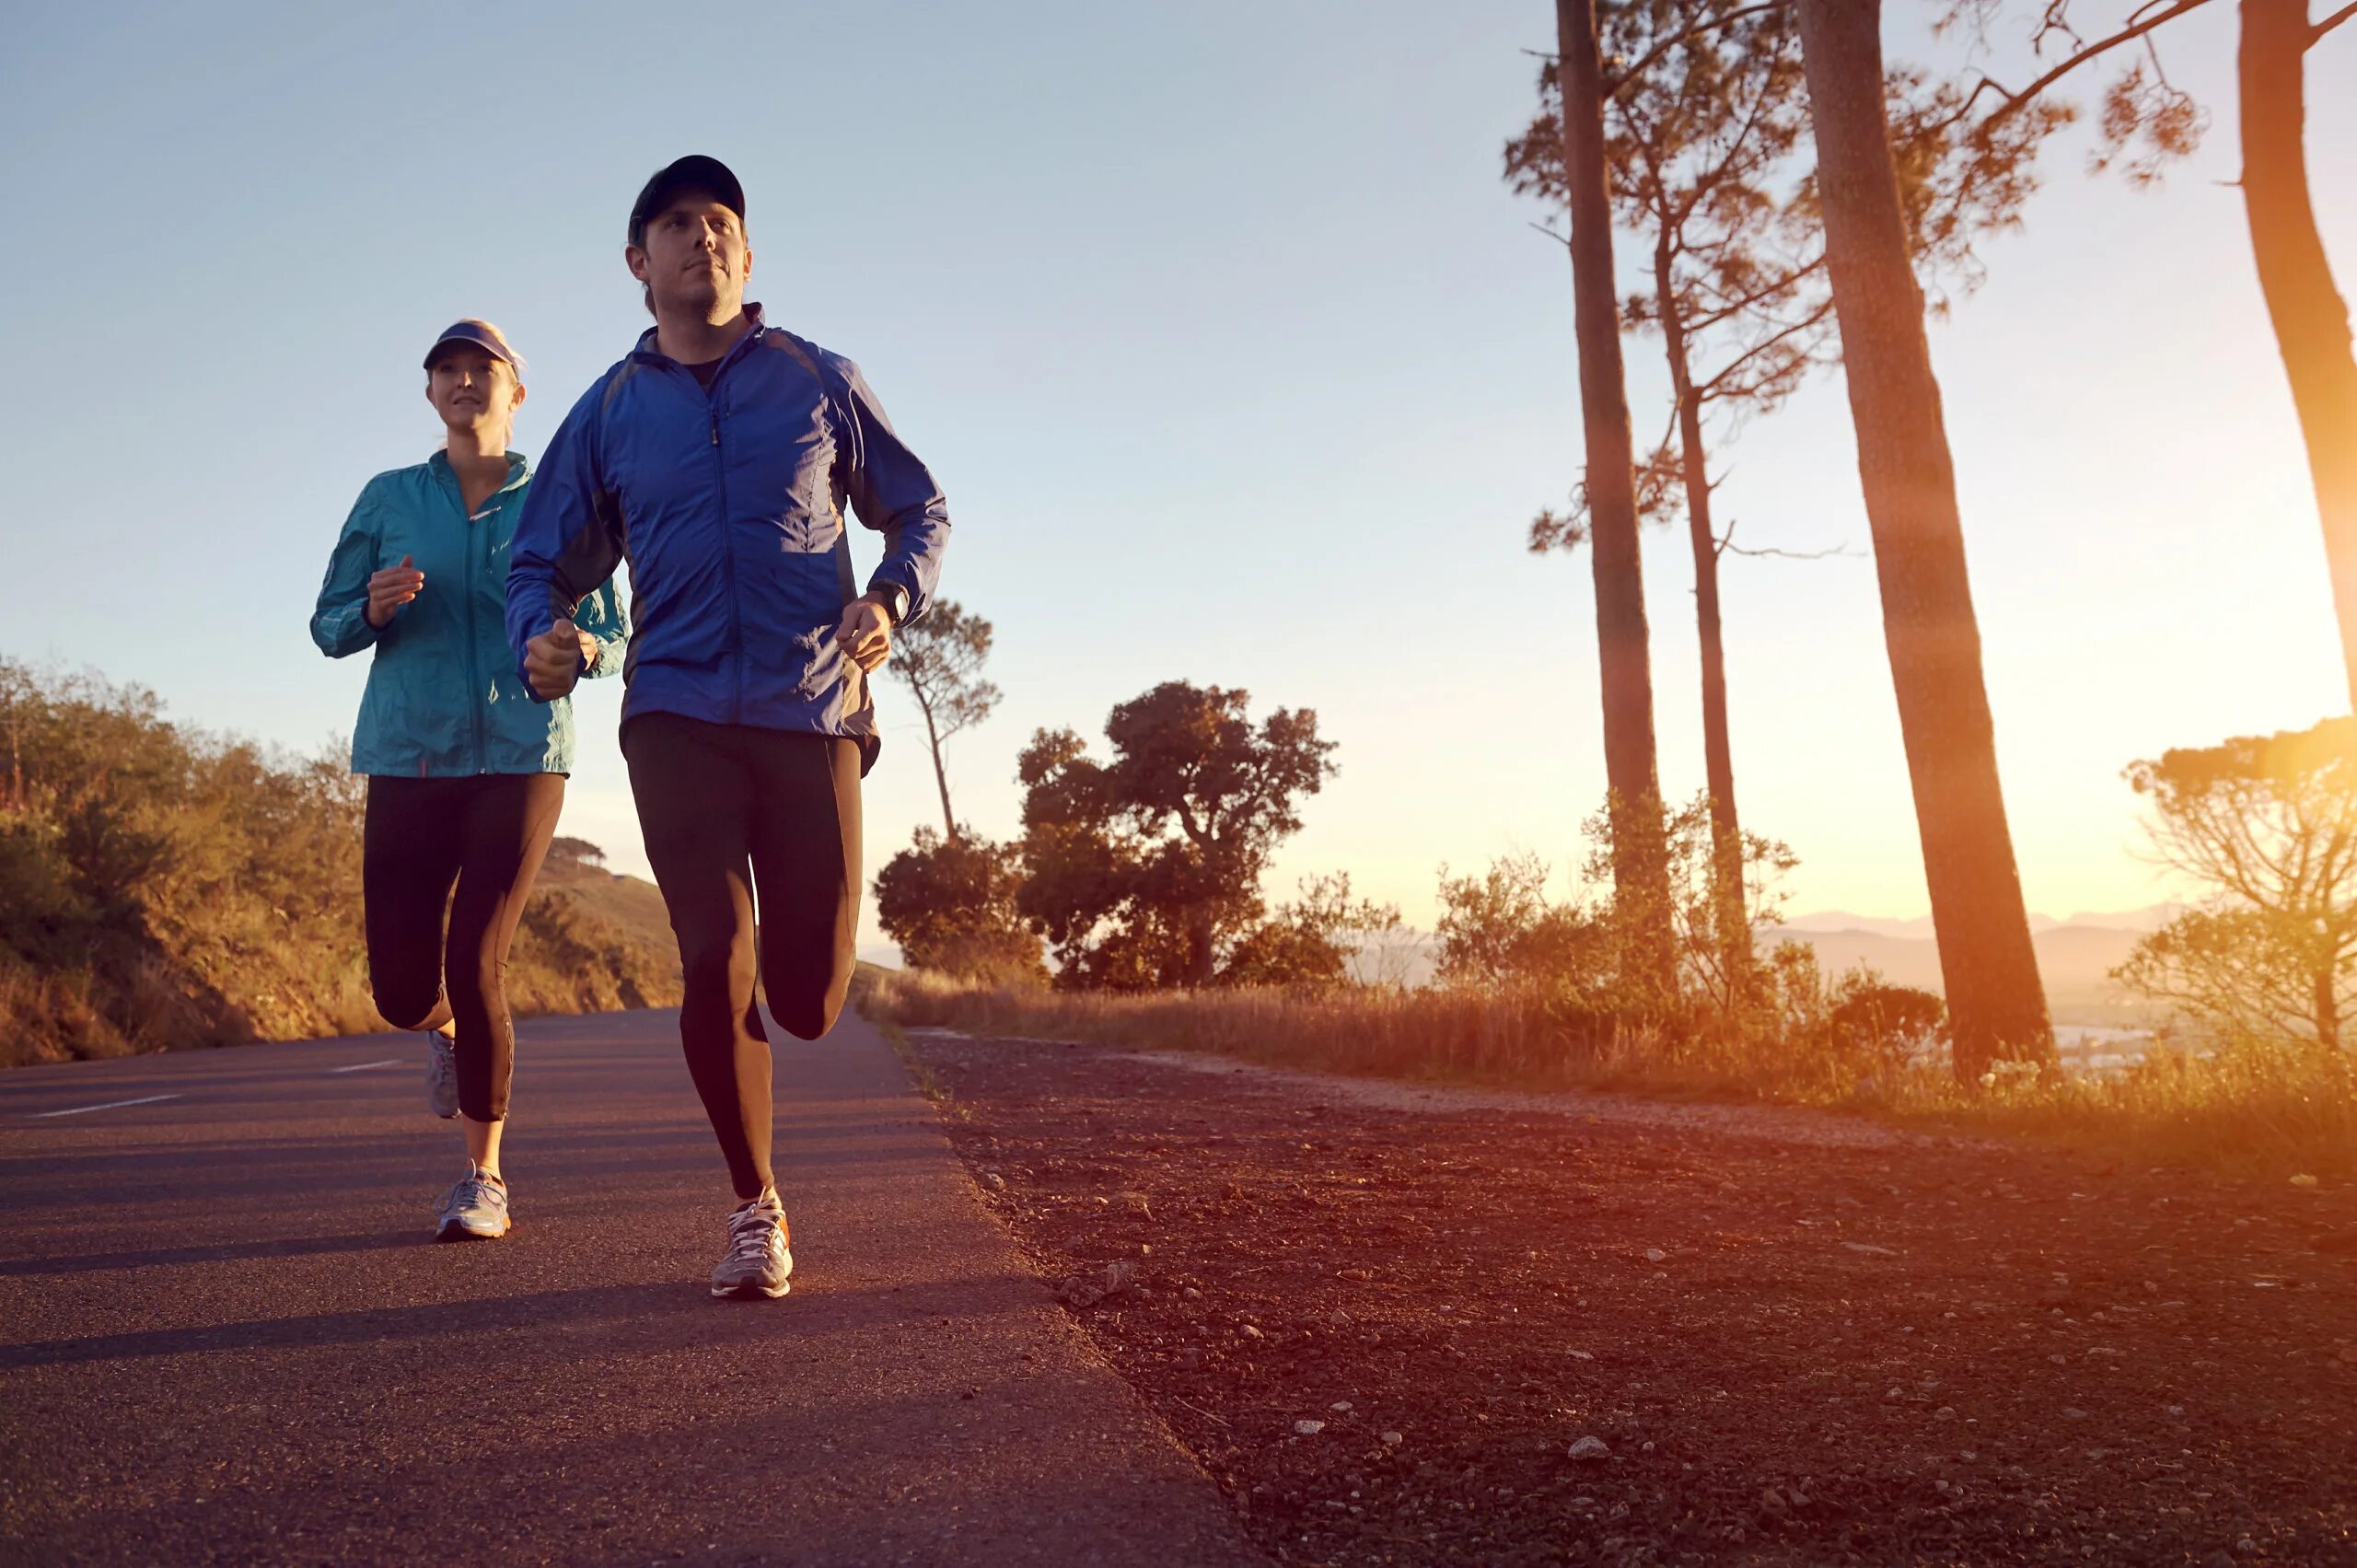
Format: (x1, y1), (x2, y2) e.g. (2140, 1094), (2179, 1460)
(1556, 0), (1677, 996)
(2239, 0), (2357, 712)
(1794, 0), (2054, 1081)
(912, 685), (958, 841)
(1655, 244), (1752, 988)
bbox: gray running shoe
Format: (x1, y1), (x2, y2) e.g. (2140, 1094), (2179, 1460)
(435, 1164), (510, 1242)
(710, 1191), (792, 1299)
(425, 1026), (459, 1120)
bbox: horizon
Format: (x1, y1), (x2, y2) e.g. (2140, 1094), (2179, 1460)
(4, 3), (2351, 958)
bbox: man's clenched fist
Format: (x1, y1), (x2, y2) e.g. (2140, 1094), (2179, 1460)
(525, 615), (590, 699)
(834, 594), (893, 675)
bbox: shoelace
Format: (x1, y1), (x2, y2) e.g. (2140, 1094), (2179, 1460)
(446, 1172), (502, 1214)
(727, 1203), (784, 1266)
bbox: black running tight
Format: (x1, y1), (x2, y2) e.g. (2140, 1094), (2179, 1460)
(362, 772), (566, 1121)
(621, 714), (861, 1200)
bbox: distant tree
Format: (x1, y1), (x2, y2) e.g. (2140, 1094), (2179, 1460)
(546, 836), (608, 868)
(2115, 717), (2357, 1049)
(1794, 0), (2055, 1082)
(1551, 0), (1678, 997)
(885, 599), (1002, 840)
(1218, 873), (1404, 991)
(1963, 0), (2357, 708)
(1016, 681), (1338, 989)
(874, 826), (1047, 985)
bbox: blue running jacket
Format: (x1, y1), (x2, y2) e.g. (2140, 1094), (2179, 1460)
(503, 307), (950, 770)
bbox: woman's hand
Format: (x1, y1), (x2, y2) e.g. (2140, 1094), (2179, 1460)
(365, 554), (424, 628)
(834, 596), (893, 675)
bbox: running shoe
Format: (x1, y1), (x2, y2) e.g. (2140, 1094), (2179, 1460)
(425, 1025), (459, 1120)
(710, 1190), (793, 1299)
(435, 1164), (510, 1242)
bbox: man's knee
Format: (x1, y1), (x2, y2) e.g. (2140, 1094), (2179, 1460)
(770, 986), (844, 1041)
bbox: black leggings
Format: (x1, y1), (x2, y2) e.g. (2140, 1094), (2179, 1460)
(622, 714), (861, 1199)
(362, 773), (566, 1122)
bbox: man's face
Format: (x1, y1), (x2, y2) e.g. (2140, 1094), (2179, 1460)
(628, 192), (750, 320)
(425, 347), (522, 431)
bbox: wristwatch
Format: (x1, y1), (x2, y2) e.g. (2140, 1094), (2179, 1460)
(867, 582), (909, 625)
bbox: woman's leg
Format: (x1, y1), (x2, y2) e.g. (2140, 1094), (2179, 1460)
(443, 772), (568, 1172)
(623, 714), (772, 1201)
(746, 733), (862, 1043)
(363, 777), (465, 1033)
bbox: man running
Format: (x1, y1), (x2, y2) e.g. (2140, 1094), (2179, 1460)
(505, 155), (949, 1300)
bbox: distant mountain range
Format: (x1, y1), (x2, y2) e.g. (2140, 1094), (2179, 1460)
(1770, 904), (2184, 1023)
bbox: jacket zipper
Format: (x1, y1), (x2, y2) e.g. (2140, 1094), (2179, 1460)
(461, 480), (487, 774)
(706, 373), (741, 726)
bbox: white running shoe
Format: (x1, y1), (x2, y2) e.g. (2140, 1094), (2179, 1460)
(425, 1026), (459, 1120)
(435, 1163), (510, 1241)
(711, 1191), (793, 1299)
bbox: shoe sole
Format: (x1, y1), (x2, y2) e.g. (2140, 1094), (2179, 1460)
(710, 1279), (792, 1299)
(434, 1219), (510, 1243)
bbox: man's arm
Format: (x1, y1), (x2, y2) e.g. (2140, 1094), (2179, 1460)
(506, 377), (625, 702)
(830, 355), (950, 624)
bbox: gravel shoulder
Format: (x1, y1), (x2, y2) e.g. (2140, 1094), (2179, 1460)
(899, 1028), (2357, 1568)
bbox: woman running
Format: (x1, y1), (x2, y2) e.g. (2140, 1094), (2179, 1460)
(310, 319), (628, 1241)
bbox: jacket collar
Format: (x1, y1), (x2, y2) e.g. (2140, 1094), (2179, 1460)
(629, 302), (768, 369)
(427, 448), (530, 497)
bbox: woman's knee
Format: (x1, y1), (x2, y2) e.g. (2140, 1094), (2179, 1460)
(370, 976), (447, 1032)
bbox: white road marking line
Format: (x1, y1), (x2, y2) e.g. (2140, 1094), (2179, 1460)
(31, 1094), (183, 1120)
(328, 1059), (403, 1074)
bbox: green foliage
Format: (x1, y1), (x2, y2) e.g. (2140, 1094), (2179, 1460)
(2117, 717), (2357, 1050)
(874, 826), (1048, 986)
(1217, 873), (1402, 992)
(0, 658), (678, 1067)
(1434, 792), (1796, 1014)
(1016, 680), (1339, 990)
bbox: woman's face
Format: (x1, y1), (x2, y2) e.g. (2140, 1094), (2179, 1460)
(425, 347), (525, 434)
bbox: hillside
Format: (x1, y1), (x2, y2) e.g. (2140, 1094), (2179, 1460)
(0, 661), (681, 1068)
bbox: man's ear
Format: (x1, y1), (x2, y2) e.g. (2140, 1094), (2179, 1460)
(742, 242), (752, 286)
(624, 242), (650, 285)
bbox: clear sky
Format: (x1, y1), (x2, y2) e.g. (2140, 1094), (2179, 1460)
(4, 2), (2351, 956)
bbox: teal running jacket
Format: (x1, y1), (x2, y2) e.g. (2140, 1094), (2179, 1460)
(311, 451), (627, 777)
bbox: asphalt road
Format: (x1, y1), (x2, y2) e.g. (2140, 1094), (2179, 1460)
(0, 1010), (1265, 1567)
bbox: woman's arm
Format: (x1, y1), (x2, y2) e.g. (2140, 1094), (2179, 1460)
(310, 487), (382, 658)
(577, 575), (631, 679)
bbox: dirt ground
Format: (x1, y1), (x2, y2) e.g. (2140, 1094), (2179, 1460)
(895, 1028), (2357, 1568)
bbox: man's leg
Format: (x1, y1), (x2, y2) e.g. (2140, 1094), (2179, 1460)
(745, 732), (862, 1041)
(622, 714), (773, 1200)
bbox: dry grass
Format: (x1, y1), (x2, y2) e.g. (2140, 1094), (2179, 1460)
(863, 969), (2357, 1179)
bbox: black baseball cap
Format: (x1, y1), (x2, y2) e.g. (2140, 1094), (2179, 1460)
(628, 156), (746, 245)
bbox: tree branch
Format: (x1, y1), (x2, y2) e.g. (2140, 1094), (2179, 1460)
(2316, 1), (2357, 43)
(1601, 1), (1786, 98)
(1977, 0), (2218, 132)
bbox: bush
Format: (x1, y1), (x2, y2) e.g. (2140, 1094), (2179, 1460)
(874, 827), (1048, 985)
